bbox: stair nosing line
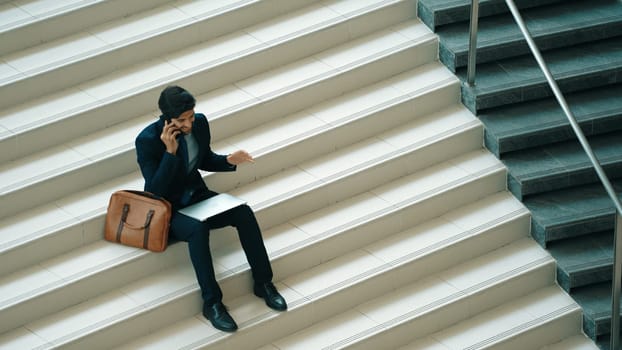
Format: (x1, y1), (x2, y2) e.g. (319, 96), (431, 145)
(566, 257), (613, 273)
(6, 156), (503, 348)
(180, 207), (530, 350)
(0, 249), (147, 311)
(0, 216), (81, 254)
(251, 38), (435, 104)
(0, 0), (99, 33)
(515, 154), (622, 181)
(31, 282), (199, 350)
(463, 303), (578, 350)
(0, 141), (134, 196)
(10, 36), (431, 136)
(1, 158), (92, 195)
(536, 207), (615, 228)
(325, 256), (555, 349)
(2, 112), (467, 254)
(389, 208), (529, 268)
(0, 0), (412, 87)
(476, 61), (622, 95)
(269, 136), (496, 260)
(254, 118), (479, 210)
(454, 15), (622, 51)
(180, 291), (313, 350)
(251, 68), (454, 155)
(320, 120), (481, 184)
(24, 195), (519, 349)
(494, 107), (622, 138)
(0, 116), (477, 258)
(101, 0), (259, 54)
(249, 69), (454, 160)
(392, 163), (505, 210)
(301, 208), (531, 303)
(0, 0), (257, 82)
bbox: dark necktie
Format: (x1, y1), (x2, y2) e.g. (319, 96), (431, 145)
(177, 136), (193, 206)
(177, 135), (189, 170)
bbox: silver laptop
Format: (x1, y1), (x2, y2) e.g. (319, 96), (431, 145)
(178, 193), (247, 221)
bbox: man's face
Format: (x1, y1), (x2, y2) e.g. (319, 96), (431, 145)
(170, 110), (195, 135)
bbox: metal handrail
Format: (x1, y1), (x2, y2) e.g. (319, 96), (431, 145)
(466, 0), (479, 86)
(466, 1), (622, 348)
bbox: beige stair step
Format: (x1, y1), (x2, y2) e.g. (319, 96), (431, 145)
(208, 237), (551, 350)
(0, 0), (419, 161)
(0, 1), (591, 350)
(229, 105), (483, 229)
(0, 154), (510, 350)
(0, 0), (172, 55)
(0, 171), (142, 275)
(0, 58), (450, 220)
(0, 0), (319, 107)
(0, 62), (460, 273)
(0, 118), (488, 330)
(0, 241), (188, 334)
(399, 286), (581, 350)
(0, 188), (524, 350)
(0, 105), (483, 280)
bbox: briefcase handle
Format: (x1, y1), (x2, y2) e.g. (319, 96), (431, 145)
(125, 190), (165, 201)
(118, 204), (155, 230)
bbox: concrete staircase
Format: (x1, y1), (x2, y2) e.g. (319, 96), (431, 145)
(0, 1), (594, 349)
(417, 0), (622, 348)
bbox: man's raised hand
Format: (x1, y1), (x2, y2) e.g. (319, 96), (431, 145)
(227, 150), (254, 165)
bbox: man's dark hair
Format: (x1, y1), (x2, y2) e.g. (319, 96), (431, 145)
(158, 85), (196, 121)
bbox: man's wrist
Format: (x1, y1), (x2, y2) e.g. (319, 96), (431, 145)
(225, 155), (237, 168)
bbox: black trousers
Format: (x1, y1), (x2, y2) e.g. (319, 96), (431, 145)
(169, 203), (273, 305)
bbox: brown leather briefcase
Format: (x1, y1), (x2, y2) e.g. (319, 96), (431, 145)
(104, 190), (172, 252)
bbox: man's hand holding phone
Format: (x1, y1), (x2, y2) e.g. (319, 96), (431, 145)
(161, 120), (181, 155)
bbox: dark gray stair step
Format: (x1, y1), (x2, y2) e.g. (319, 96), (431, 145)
(525, 180), (622, 246)
(572, 281), (621, 340)
(596, 332), (621, 350)
(459, 36), (622, 113)
(503, 131), (622, 199)
(417, 0), (563, 31)
(437, 0), (622, 72)
(548, 230), (613, 292)
(480, 84), (622, 157)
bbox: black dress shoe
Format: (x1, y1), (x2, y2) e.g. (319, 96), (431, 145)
(253, 282), (287, 311)
(202, 302), (238, 332)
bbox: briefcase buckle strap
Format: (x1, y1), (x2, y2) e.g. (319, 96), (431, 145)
(143, 210), (155, 249)
(116, 204), (130, 242)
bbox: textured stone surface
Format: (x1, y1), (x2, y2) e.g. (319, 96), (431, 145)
(524, 180), (622, 246)
(421, 0), (622, 345)
(548, 231), (613, 291)
(437, 0), (622, 71)
(480, 84), (622, 157)
(572, 281), (622, 339)
(459, 36), (622, 113)
(417, 0), (564, 31)
(503, 131), (622, 199)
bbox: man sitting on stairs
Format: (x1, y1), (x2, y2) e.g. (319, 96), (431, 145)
(135, 85), (287, 332)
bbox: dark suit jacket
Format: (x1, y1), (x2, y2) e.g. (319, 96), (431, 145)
(135, 113), (235, 209)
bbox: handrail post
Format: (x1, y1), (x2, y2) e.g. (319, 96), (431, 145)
(466, 0), (479, 86)
(613, 211), (622, 350)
